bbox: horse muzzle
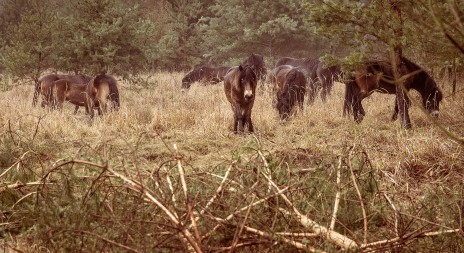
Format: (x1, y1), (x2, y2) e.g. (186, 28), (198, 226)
(430, 110), (439, 118)
(244, 90), (253, 101)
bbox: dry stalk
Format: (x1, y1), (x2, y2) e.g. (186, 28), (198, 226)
(347, 147), (368, 244)
(382, 192), (399, 237)
(174, 144), (201, 243)
(330, 156), (342, 230)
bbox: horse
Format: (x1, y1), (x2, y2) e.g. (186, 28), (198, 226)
(54, 79), (91, 114)
(271, 65), (307, 120)
(85, 74), (120, 118)
(343, 57), (443, 127)
(242, 53), (266, 81)
(181, 65), (231, 89)
(32, 74), (91, 109)
(274, 57), (320, 103)
(224, 65), (258, 133)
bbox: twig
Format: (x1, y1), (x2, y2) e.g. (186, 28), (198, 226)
(203, 186), (290, 240)
(174, 144), (201, 244)
(240, 225), (325, 253)
(212, 213), (325, 253)
(382, 192), (399, 237)
(275, 232), (318, 237)
(12, 192), (37, 208)
(347, 147), (368, 245)
(359, 228), (462, 251)
(3, 182), (53, 190)
(260, 169), (358, 249)
(0, 151), (30, 179)
(330, 156), (342, 230)
(67, 229), (140, 253)
(230, 195), (256, 252)
(7, 120), (17, 146)
(106, 165), (203, 253)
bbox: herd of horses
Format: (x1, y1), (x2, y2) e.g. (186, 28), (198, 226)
(32, 53), (443, 133)
(183, 53), (443, 133)
(32, 73), (120, 118)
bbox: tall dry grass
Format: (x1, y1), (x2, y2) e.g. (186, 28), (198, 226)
(1, 71), (463, 252)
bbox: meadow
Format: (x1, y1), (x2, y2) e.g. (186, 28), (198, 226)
(1, 72), (463, 252)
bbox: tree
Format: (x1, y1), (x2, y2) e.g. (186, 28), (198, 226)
(199, 0), (329, 65)
(0, 0), (57, 82)
(305, 0), (462, 128)
(51, 0), (156, 75)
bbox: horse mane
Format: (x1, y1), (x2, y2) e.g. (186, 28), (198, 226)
(401, 57), (442, 99)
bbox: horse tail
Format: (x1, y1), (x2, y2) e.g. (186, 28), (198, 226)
(343, 80), (357, 116)
(48, 81), (57, 109)
(32, 79), (41, 107)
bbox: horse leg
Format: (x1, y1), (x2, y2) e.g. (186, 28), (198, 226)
(246, 114), (254, 133)
(320, 78), (328, 102)
(391, 97), (399, 121)
(74, 105), (79, 114)
(353, 96), (364, 123)
(306, 80), (317, 105)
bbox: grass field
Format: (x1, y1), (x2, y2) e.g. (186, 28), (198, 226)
(1, 72), (463, 252)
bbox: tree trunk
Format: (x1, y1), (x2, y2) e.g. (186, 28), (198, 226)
(390, 0), (411, 129)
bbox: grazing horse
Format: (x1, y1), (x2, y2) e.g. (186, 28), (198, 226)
(224, 65), (258, 133)
(242, 53), (266, 81)
(343, 57), (443, 127)
(181, 65), (231, 89)
(85, 74), (120, 118)
(274, 57), (320, 103)
(33, 74), (91, 109)
(271, 65), (307, 120)
(54, 79), (90, 114)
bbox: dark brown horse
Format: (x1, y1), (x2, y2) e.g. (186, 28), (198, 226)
(242, 53), (266, 81)
(271, 65), (307, 120)
(344, 57), (443, 127)
(181, 65), (231, 89)
(85, 74), (120, 118)
(224, 65), (258, 133)
(33, 74), (91, 109)
(274, 57), (320, 103)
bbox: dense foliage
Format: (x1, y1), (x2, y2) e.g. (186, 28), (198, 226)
(0, 0), (462, 81)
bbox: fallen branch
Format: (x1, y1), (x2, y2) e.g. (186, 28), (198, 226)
(359, 228), (462, 251)
(260, 168), (358, 249)
(330, 156), (342, 230)
(348, 147), (368, 244)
